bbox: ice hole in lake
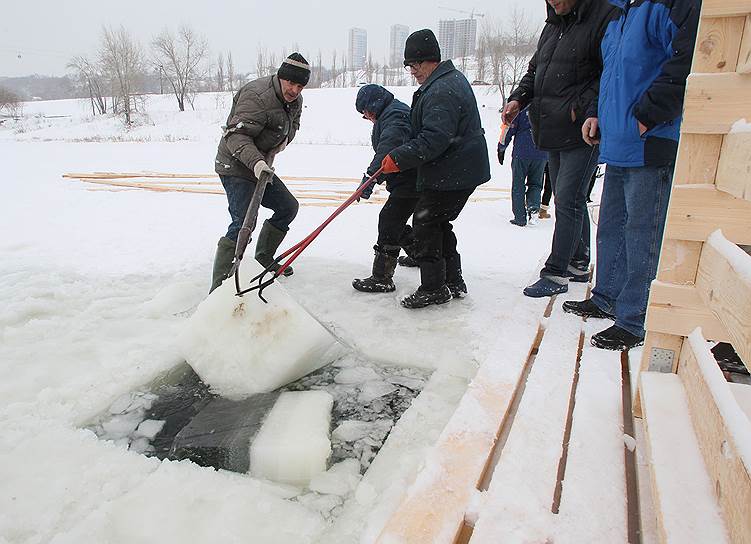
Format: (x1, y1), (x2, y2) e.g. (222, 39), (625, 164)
(86, 357), (430, 487)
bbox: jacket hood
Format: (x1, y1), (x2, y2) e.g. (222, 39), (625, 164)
(355, 84), (395, 117)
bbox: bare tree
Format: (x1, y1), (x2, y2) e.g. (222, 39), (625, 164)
(227, 51), (236, 91)
(152, 25), (208, 111)
(67, 55), (107, 115)
(481, 11), (537, 103)
(475, 36), (488, 84)
(99, 25), (145, 125)
(331, 50), (337, 88)
(0, 86), (23, 117)
(216, 52), (225, 92)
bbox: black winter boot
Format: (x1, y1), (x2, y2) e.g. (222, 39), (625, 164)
(445, 254), (467, 298)
(562, 299), (615, 320)
(210, 236), (237, 293)
(591, 325), (644, 351)
(353, 246), (398, 293)
(398, 255), (419, 267)
(255, 220), (293, 277)
(401, 260), (452, 309)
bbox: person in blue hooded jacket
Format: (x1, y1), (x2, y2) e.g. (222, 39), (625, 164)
(498, 105), (549, 226)
(351, 84), (419, 293)
(562, 0), (701, 351)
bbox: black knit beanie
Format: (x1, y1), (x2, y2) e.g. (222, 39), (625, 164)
(403, 29), (441, 66)
(278, 53), (310, 86)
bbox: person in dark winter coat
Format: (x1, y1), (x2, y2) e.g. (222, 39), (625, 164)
(498, 106), (549, 226)
(381, 29), (491, 309)
(563, 0), (701, 351)
(209, 53), (310, 292)
(503, 0), (618, 298)
(351, 84), (419, 293)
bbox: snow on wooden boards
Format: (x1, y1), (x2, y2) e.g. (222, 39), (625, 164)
(678, 331), (751, 544)
(373, 296), (548, 544)
(471, 290), (627, 542)
(640, 372), (729, 543)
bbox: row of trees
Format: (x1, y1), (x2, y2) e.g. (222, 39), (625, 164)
(0, 87), (23, 118)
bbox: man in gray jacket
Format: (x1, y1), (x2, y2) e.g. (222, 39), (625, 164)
(210, 53), (309, 292)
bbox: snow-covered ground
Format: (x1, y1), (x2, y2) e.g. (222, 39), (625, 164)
(0, 87), (580, 543)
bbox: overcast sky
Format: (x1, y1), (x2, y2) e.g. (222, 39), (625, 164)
(1, 0), (546, 78)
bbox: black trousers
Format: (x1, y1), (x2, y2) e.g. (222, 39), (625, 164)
(412, 188), (474, 289)
(541, 164), (552, 207)
(376, 195), (420, 253)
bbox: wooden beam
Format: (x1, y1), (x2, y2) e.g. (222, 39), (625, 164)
(655, 240), (702, 283)
(663, 184), (751, 245)
(646, 281), (731, 342)
(635, 333), (685, 418)
(696, 234), (751, 367)
(682, 73), (751, 134)
(716, 133), (751, 201)
(693, 16), (746, 72)
(703, 0), (751, 18)
(678, 332), (751, 544)
(673, 134), (723, 185)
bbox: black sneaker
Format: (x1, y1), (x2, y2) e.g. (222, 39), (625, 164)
(567, 270), (590, 283)
(591, 325), (644, 351)
(447, 278), (468, 299)
(562, 299), (615, 320)
(401, 285), (452, 309)
(352, 276), (395, 293)
(509, 218), (526, 227)
(397, 255), (419, 268)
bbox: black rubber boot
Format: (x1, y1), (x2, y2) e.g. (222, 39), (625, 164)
(398, 255), (419, 267)
(401, 260), (452, 309)
(255, 220), (293, 277)
(591, 325), (644, 351)
(445, 254), (467, 299)
(353, 245), (398, 293)
(562, 299), (615, 320)
(210, 236), (237, 293)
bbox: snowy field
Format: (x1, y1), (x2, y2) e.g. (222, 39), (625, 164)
(0, 87), (583, 543)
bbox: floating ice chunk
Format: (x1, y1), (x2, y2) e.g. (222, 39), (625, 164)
(309, 459), (362, 496)
(100, 412), (142, 440)
(358, 380), (398, 404)
(387, 375), (426, 390)
(134, 419), (165, 440)
(180, 266), (342, 399)
(108, 393), (135, 415)
(332, 420), (373, 442)
(250, 391), (333, 486)
(334, 367), (380, 384)
(129, 437), (152, 454)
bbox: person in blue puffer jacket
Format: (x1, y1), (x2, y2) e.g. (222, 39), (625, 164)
(562, 0), (701, 351)
(497, 106), (549, 226)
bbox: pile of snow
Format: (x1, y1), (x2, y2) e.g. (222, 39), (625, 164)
(180, 265), (344, 399)
(250, 391), (334, 486)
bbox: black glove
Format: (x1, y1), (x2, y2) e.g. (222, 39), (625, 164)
(497, 143), (505, 165)
(358, 174), (374, 201)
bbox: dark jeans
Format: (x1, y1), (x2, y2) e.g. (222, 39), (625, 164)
(591, 164), (674, 337)
(219, 174), (299, 241)
(541, 146), (599, 280)
(511, 158), (546, 223)
(412, 188), (474, 289)
(376, 195), (420, 252)
(541, 164), (552, 207)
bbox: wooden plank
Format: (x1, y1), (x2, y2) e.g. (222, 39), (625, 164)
(673, 134), (722, 185)
(634, 420), (660, 544)
(693, 16), (746, 72)
(663, 184), (751, 245)
(739, 16), (751, 73)
(696, 233), (751, 367)
(640, 372), (729, 543)
(635, 333), (685, 418)
(646, 281), (731, 342)
(678, 332), (751, 544)
(716, 133), (751, 201)
(470, 290), (587, 542)
(682, 73), (751, 134)
(703, 0), (751, 18)
(374, 303), (547, 544)
(555, 344), (627, 542)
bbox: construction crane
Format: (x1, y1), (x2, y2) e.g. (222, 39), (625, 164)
(438, 6), (485, 19)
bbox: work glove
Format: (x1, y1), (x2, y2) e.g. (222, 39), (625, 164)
(358, 174), (374, 201)
(253, 159), (274, 181)
(381, 154), (400, 174)
(497, 143), (506, 165)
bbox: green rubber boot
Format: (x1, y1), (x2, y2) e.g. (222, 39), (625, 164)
(255, 220), (293, 277)
(209, 236), (236, 293)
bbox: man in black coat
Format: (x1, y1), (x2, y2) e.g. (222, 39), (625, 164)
(381, 29), (491, 309)
(351, 84), (419, 293)
(502, 0), (617, 298)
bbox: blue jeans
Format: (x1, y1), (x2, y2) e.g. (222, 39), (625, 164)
(591, 164), (674, 337)
(541, 146), (599, 280)
(220, 174), (299, 241)
(511, 158), (546, 223)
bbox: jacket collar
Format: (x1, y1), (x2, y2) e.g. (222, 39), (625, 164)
(545, 0), (592, 25)
(419, 60), (456, 92)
